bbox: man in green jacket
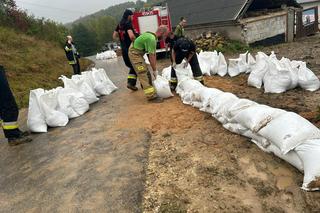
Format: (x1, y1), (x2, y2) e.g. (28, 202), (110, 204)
(174, 17), (187, 38)
(129, 25), (169, 103)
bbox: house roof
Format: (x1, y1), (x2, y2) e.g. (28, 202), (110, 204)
(296, 0), (320, 3)
(168, 0), (300, 26)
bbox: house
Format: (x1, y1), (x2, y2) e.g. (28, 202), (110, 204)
(296, 0), (320, 27)
(167, 0), (306, 45)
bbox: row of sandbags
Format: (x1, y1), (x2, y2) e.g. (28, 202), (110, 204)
(96, 50), (117, 60)
(168, 68), (320, 191)
(27, 68), (117, 133)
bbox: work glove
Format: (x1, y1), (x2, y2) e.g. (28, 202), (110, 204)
(183, 61), (189, 68)
(172, 62), (177, 69)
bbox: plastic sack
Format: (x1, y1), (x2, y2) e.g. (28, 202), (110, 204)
(81, 71), (101, 97)
(217, 52), (228, 77)
(298, 62), (320, 92)
(92, 69), (118, 95)
(198, 51), (212, 76)
(295, 139), (320, 191)
(211, 93), (239, 117)
(263, 65), (292, 94)
(27, 89), (47, 133)
(226, 99), (257, 119)
(258, 112), (320, 154)
(228, 58), (241, 77)
(153, 75), (174, 98)
(248, 53), (269, 88)
(96, 50), (117, 60)
(246, 53), (256, 73)
(230, 105), (285, 133)
(196, 88), (223, 112)
(175, 63), (194, 82)
(39, 89), (69, 127)
(162, 66), (172, 81)
(242, 130), (270, 149)
(223, 123), (248, 135)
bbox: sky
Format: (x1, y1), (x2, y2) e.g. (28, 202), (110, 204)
(15, 0), (134, 24)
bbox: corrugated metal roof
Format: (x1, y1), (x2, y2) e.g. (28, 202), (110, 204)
(168, 0), (249, 26)
(168, 0), (301, 26)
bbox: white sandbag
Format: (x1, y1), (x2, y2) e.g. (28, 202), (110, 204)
(246, 53), (256, 73)
(223, 123), (248, 135)
(269, 51), (277, 60)
(248, 53), (269, 88)
(162, 66), (172, 81)
(153, 75), (174, 98)
(279, 57), (299, 90)
(175, 63), (194, 82)
(144, 54), (150, 65)
(268, 144), (304, 172)
(81, 71), (100, 97)
(96, 50), (117, 60)
(56, 88), (80, 119)
(39, 89), (69, 127)
(226, 99), (257, 119)
(71, 75), (99, 104)
(27, 89), (47, 133)
(263, 59), (292, 93)
(92, 69), (118, 95)
(298, 62), (320, 91)
(196, 88), (223, 112)
(228, 58), (241, 77)
(198, 51), (212, 76)
(242, 130), (270, 149)
(177, 78), (204, 95)
(211, 93), (239, 117)
(217, 52), (228, 77)
(295, 139), (320, 191)
(258, 112), (320, 154)
(231, 104), (285, 133)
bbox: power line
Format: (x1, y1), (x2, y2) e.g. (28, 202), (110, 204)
(15, 0), (87, 15)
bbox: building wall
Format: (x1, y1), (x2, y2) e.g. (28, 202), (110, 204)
(240, 11), (288, 44)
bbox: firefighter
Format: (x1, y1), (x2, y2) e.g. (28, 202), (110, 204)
(170, 37), (204, 90)
(64, 35), (81, 75)
(0, 66), (32, 146)
(174, 17), (187, 38)
(165, 32), (177, 61)
(113, 9), (139, 91)
(128, 25), (169, 103)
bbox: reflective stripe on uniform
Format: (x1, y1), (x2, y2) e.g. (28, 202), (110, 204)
(69, 61), (77, 65)
(128, 74), (137, 79)
(194, 76), (203, 81)
(144, 87), (155, 95)
(2, 121), (19, 130)
(170, 78), (177, 83)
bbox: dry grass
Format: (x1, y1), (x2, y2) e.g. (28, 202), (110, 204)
(0, 27), (93, 108)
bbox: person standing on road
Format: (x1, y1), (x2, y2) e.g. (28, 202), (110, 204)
(0, 65), (32, 146)
(170, 37), (204, 90)
(129, 26), (169, 103)
(165, 32), (177, 62)
(64, 35), (81, 75)
(174, 17), (187, 38)
(113, 9), (139, 91)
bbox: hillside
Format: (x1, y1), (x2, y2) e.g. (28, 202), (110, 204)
(0, 27), (92, 108)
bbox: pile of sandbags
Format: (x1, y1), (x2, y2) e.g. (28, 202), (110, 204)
(194, 32), (226, 52)
(96, 50), (117, 60)
(197, 51), (228, 77)
(172, 69), (320, 191)
(27, 68), (117, 133)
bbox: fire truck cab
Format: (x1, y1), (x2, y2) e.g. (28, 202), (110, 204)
(132, 4), (172, 53)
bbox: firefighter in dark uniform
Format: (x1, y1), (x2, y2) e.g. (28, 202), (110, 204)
(0, 66), (32, 146)
(113, 9), (139, 91)
(170, 37), (204, 89)
(64, 35), (81, 75)
(165, 32), (177, 62)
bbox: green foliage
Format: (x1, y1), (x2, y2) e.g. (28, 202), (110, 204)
(71, 23), (98, 56)
(0, 0), (69, 46)
(216, 40), (252, 54)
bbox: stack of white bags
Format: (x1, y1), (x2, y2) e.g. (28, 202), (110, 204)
(27, 68), (117, 133)
(196, 50), (320, 93)
(96, 50), (117, 60)
(166, 68), (320, 191)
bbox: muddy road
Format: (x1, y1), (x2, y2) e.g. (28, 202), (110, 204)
(1, 35), (320, 212)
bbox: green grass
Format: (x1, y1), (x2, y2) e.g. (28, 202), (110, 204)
(0, 27), (92, 108)
(216, 40), (253, 54)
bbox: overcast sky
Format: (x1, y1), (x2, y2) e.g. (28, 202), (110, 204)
(15, 0), (135, 24)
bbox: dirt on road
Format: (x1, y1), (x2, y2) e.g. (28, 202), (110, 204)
(1, 35), (320, 212)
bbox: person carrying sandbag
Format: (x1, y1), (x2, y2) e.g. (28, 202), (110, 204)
(0, 66), (32, 146)
(128, 26), (169, 103)
(171, 37), (204, 90)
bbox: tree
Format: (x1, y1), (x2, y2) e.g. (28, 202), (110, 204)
(71, 23), (98, 56)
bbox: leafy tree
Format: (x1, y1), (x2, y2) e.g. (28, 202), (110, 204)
(71, 23), (98, 56)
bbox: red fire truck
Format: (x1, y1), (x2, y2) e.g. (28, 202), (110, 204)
(132, 4), (172, 53)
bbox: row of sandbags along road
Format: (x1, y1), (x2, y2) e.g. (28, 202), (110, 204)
(27, 68), (118, 133)
(96, 50), (118, 60)
(194, 50), (320, 93)
(158, 63), (320, 191)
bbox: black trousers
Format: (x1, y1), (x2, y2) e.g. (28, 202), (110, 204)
(72, 58), (81, 75)
(0, 66), (21, 139)
(122, 45), (137, 86)
(170, 52), (203, 88)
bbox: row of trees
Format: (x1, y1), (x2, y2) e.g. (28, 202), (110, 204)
(0, 0), (68, 46)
